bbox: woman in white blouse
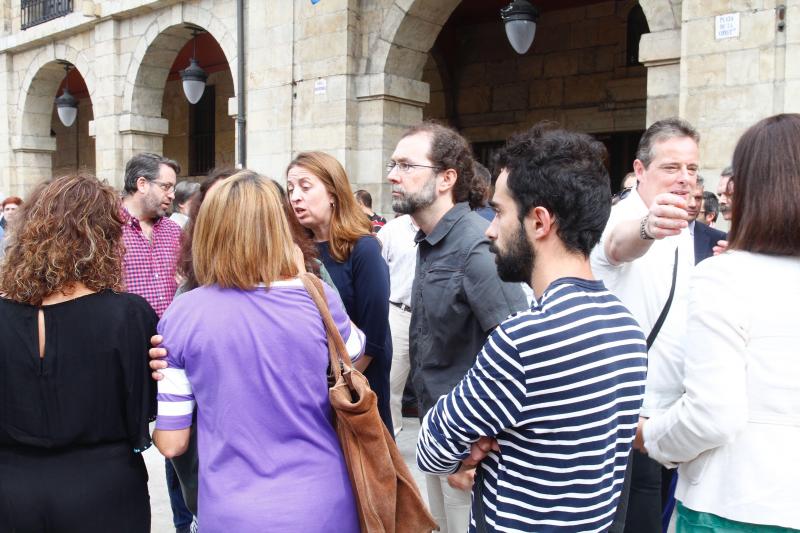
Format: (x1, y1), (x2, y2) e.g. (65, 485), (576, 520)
(635, 113), (800, 531)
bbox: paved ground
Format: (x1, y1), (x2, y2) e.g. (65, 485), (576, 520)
(144, 418), (426, 533)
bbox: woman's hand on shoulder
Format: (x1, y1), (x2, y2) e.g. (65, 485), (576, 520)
(149, 334), (169, 381)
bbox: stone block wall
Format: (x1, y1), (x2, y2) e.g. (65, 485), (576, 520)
(679, 1), (789, 195)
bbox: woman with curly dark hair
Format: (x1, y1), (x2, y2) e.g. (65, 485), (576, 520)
(0, 174), (155, 533)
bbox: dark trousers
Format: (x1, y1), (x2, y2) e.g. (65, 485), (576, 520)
(165, 458), (194, 531)
(623, 450), (664, 533)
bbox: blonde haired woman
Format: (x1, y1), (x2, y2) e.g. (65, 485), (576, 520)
(153, 171), (365, 531)
(287, 152), (393, 432)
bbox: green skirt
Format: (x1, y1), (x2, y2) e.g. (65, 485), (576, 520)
(676, 502), (799, 533)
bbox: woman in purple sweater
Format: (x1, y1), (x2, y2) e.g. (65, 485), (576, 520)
(153, 171), (364, 531)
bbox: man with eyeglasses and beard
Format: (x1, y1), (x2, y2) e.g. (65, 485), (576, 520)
(416, 124), (646, 532)
(387, 121), (528, 533)
(121, 152), (192, 533)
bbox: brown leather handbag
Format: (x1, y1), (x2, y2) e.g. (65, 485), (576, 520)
(300, 274), (438, 533)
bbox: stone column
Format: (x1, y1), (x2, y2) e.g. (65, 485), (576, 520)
(640, 29), (681, 125)
(353, 73), (429, 216)
(91, 18), (126, 188)
(680, 2), (784, 177)
(0, 53), (14, 196)
(10, 136), (55, 195)
(117, 113), (170, 176)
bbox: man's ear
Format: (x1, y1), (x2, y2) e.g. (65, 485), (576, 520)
(135, 176), (148, 193)
(524, 206), (554, 243)
(438, 168), (457, 194)
(632, 159), (646, 181)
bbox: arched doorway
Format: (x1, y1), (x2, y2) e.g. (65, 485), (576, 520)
(163, 32), (236, 178)
(420, 0), (649, 191)
(16, 59), (95, 194)
(52, 67), (95, 177)
(125, 23), (235, 180)
(359, 0), (654, 213)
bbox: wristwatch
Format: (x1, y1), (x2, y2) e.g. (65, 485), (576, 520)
(640, 215), (655, 240)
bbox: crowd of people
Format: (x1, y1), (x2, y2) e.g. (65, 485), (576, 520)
(0, 112), (798, 533)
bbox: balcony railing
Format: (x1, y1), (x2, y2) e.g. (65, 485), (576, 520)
(21, 0), (73, 30)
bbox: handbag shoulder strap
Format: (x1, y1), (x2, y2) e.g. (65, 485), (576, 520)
(299, 273), (354, 381)
(473, 467), (489, 533)
(646, 246), (679, 350)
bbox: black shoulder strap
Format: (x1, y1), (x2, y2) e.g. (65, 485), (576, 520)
(473, 467), (489, 533)
(647, 246), (679, 350)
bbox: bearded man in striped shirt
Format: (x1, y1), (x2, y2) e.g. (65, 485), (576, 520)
(417, 124), (647, 533)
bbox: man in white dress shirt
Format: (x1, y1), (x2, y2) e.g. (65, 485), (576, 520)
(377, 214), (418, 435)
(590, 117), (700, 533)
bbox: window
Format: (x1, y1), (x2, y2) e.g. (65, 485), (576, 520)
(189, 85), (215, 176)
(626, 4), (650, 67)
(21, 0), (73, 30)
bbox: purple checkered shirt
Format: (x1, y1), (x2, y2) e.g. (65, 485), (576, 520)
(121, 207), (182, 318)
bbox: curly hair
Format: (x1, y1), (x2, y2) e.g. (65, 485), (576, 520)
(496, 122), (611, 257)
(0, 174), (124, 304)
(401, 121), (476, 205)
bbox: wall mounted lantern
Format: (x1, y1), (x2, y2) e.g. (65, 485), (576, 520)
(54, 62), (78, 127)
(180, 28), (208, 104)
(501, 0), (540, 55)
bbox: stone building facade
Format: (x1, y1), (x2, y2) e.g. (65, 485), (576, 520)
(0, 0), (795, 216)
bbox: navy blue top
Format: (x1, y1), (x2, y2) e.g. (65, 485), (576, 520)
(418, 278), (647, 532)
(317, 236), (393, 433)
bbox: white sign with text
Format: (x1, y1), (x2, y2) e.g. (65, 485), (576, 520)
(715, 13), (740, 40)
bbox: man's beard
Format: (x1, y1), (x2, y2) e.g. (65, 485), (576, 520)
(489, 222), (534, 284)
(392, 175), (436, 215)
(144, 191), (168, 219)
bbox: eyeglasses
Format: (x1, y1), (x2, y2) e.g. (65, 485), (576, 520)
(386, 161), (441, 174)
(149, 180), (175, 194)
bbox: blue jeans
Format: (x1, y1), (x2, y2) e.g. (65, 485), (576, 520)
(165, 458), (193, 531)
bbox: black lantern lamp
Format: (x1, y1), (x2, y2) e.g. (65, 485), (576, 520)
(501, 0), (539, 55)
(55, 63), (78, 127)
(180, 29), (208, 104)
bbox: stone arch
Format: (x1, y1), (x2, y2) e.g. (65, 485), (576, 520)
(639, 0), (680, 32)
(16, 43), (94, 143)
(367, 0), (462, 79)
(369, 0), (666, 80)
(122, 6), (236, 118)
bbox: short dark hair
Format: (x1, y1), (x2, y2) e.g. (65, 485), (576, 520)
(123, 152), (181, 194)
(401, 121), (475, 204)
(173, 180), (200, 209)
(636, 118), (700, 168)
(496, 123), (611, 257)
(354, 189), (372, 208)
(702, 191), (719, 222)
(728, 113), (800, 255)
(721, 165), (733, 178)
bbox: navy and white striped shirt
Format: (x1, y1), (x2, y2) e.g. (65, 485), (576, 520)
(417, 277), (647, 533)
